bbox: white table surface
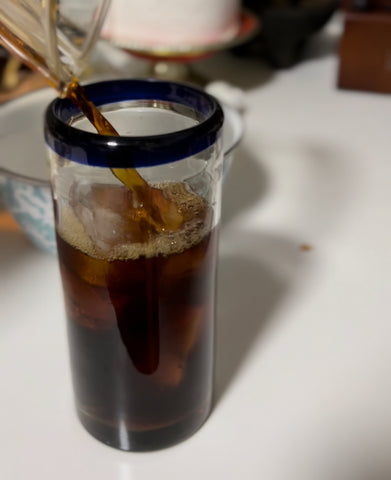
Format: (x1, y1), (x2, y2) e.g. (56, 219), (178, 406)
(2, 15), (391, 479)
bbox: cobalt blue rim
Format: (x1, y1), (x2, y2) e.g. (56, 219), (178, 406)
(44, 79), (224, 168)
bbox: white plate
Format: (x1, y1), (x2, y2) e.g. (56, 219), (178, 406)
(0, 86), (243, 185)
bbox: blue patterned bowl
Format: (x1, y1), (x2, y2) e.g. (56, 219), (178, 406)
(0, 87), (242, 254)
(2, 177), (55, 254)
(0, 88), (56, 254)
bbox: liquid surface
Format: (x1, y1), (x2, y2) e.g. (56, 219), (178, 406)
(59, 181), (211, 260)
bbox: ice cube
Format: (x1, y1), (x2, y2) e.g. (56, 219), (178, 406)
(155, 306), (204, 388)
(154, 352), (185, 388)
(60, 260), (116, 330)
(174, 305), (204, 358)
(71, 182), (153, 254)
(150, 186), (183, 231)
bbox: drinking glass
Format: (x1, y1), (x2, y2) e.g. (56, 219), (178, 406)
(44, 78), (224, 451)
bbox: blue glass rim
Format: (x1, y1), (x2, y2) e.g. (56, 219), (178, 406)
(44, 79), (224, 168)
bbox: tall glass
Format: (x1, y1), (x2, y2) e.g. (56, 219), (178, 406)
(44, 79), (224, 451)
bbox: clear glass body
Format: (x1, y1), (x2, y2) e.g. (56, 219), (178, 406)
(45, 80), (224, 451)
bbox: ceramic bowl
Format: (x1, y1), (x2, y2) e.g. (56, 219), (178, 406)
(0, 88), (56, 254)
(0, 86), (243, 254)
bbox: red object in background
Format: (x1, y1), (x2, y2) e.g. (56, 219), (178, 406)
(338, 10), (391, 93)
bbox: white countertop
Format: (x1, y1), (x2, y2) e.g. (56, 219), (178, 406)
(2, 15), (391, 479)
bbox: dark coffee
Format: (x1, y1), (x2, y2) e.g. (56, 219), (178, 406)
(56, 183), (218, 451)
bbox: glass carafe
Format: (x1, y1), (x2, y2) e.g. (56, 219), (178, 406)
(0, 0), (111, 94)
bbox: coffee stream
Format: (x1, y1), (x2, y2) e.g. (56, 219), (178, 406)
(66, 79), (184, 235)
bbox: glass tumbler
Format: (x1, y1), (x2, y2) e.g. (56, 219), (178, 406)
(44, 79), (224, 451)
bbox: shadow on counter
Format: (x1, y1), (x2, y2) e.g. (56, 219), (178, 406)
(214, 226), (311, 405)
(221, 145), (269, 227)
(214, 146), (311, 405)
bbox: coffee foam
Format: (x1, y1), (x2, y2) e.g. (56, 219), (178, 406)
(58, 182), (211, 261)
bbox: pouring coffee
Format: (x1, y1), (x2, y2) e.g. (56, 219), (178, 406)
(0, 0), (184, 233)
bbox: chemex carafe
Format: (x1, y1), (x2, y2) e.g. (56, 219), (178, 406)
(0, 0), (110, 93)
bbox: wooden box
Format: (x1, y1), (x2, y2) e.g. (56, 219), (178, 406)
(338, 10), (391, 93)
